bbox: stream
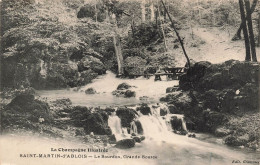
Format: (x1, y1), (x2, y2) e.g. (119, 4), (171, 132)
(9, 71), (259, 165)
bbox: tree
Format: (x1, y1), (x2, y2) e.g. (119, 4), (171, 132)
(157, 0), (167, 51)
(150, 1), (155, 21)
(257, 12), (260, 47)
(239, 0), (251, 61)
(244, 0), (257, 62)
(232, 0), (258, 41)
(160, 0), (190, 68)
(141, 0), (146, 22)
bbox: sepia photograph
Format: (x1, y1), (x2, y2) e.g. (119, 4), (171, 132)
(0, 0), (260, 164)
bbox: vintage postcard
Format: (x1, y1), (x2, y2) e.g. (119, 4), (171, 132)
(0, 0), (260, 164)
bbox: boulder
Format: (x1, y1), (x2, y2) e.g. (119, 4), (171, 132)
(124, 90), (136, 98)
(2, 94), (52, 130)
(8, 94), (35, 109)
(115, 139), (135, 149)
(69, 106), (91, 127)
(188, 134), (196, 138)
(215, 127), (232, 137)
(78, 56), (106, 75)
(179, 61), (212, 91)
(84, 112), (112, 135)
(166, 87), (178, 93)
(85, 88), (97, 94)
(160, 108), (168, 116)
(133, 137), (141, 143)
(168, 105), (182, 114)
(224, 134), (250, 147)
(135, 120), (144, 134)
(203, 110), (228, 133)
(136, 104), (151, 115)
(139, 96), (149, 101)
(109, 134), (117, 144)
(112, 90), (136, 98)
(116, 108), (136, 128)
(117, 83), (131, 90)
(170, 116), (183, 131)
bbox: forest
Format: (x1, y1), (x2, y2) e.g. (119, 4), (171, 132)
(0, 0), (260, 164)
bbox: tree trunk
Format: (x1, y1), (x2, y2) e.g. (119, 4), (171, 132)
(141, 0), (146, 23)
(160, 0), (190, 68)
(131, 16), (135, 38)
(150, 2), (155, 21)
(105, 7), (110, 22)
(232, 0), (258, 40)
(157, 0), (167, 51)
(95, 3), (98, 22)
(112, 17), (124, 75)
(257, 12), (260, 47)
(244, 0), (257, 62)
(113, 35), (124, 75)
(239, 0), (251, 61)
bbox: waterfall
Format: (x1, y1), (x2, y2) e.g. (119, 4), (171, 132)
(108, 114), (124, 141)
(138, 115), (170, 140)
(166, 114), (188, 132)
(130, 121), (138, 135)
(108, 104), (188, 142)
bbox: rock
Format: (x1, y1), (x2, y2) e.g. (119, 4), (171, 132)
(136, 104), (151, 115)
(188, 134), (196, 138)
(9, 94), (35, 109)
(117, 83), (131, 90)
(115, 139), (135, 149)
(215, 127), (232, 137)
(75, 129), (85, 136)
(170, 116), (183, 131)
(203, 110), (228, 133)
(179, 61), (212, 91)
(173, 130), (188, 135)
(84, 112), (112, 135)
(131, 133), (137, 136)
(168, 105), (182, 114)
(85, 88), (97, 94)
(224, 135), (242, 146)
(103, 107), (115, 115)
(135, 120), (144, 135)
(2, 94), (52, 131)
(139, 96), (149, 101)
(112, 90), (136, 98)
(133, 137), (141, 143)
(160, 108), (168, 116)
(69, 106), (91, 127)
(78, 56), (106, 75)
(124, 90), (136, 98)
(184, 117), (196, 131)
(116, 108), (136, 128)
(109, 134), (117, 144)
(52, 98), (72, 107)
(166, 87), (178, 93)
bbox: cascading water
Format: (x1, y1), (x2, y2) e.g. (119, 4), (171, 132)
(138, 115), (170, 140)
(130, 121), (138, 135)
(32, 71), (258, 165)
(166, 114), (188, 132)
(108, 113), (124, 141)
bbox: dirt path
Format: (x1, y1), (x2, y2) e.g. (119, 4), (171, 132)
(191, 26), (260, 64)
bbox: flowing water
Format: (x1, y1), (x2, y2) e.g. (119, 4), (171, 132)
(34, 71), (260, 164)
(37, 71), (178, 107)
